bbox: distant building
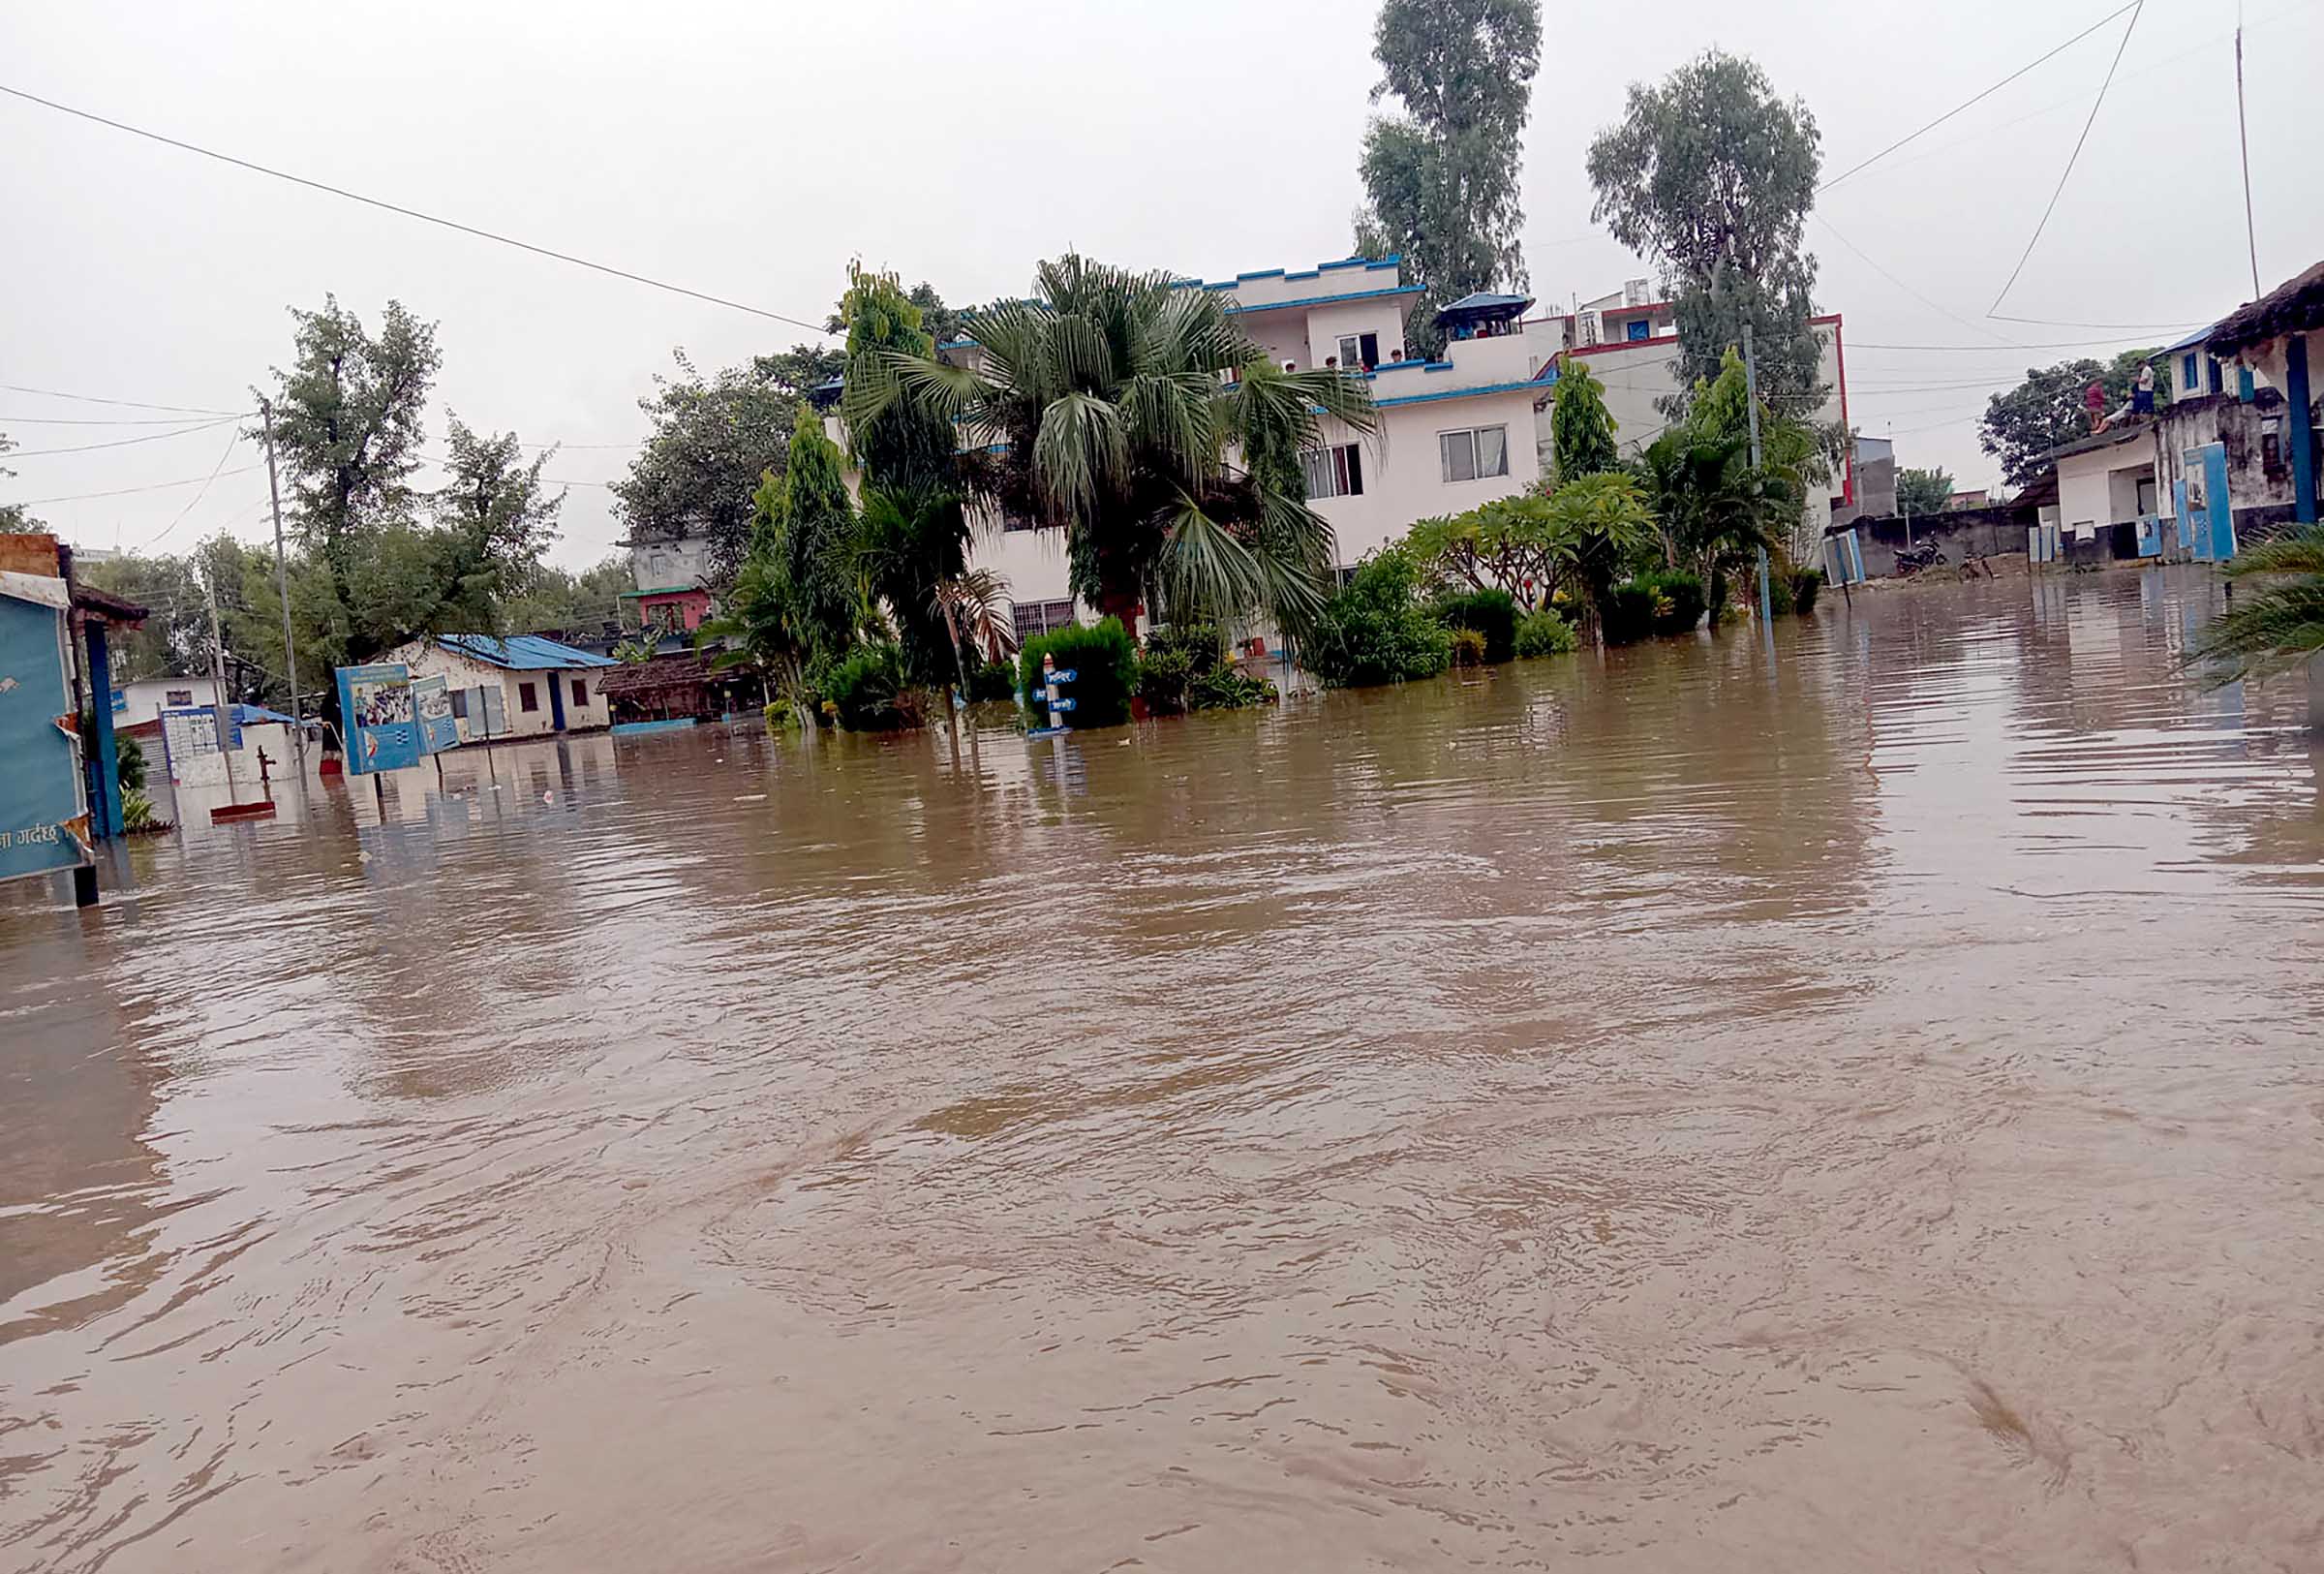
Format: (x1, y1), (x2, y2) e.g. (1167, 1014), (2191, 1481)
(1523, 280), (1855, 541)
(382, 633), (619, 742)
(620, 534), (716, 633)
(111, 674), (228, 732)
(1944, 488), (1990, 510)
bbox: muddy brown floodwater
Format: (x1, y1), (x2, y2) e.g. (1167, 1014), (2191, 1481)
(5, 568), (2324, 1572)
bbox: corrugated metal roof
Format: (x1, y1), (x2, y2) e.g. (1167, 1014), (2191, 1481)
(1437, 292), (1533, 316)
(436, 633), (620, 670)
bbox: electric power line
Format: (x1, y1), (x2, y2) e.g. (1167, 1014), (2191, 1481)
(1988, 1), (2147, 314)
(138, 428), (247, 550)
(5, 461), (262, 507)
(0, 381), (243, 416)
(1, 412), (249, 426)
(0, 80), (838, 338)
(3, 416), (244, 458)
(1819, 2), (2141, 193)
(1847, 336), (2170, 352)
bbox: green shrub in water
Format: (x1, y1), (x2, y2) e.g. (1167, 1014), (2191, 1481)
(1304, 547), (1452, 688)
(1019, 617), (1137, 728)
(1430, 588), (1519, 664)
(1188, 666), (1277, 710)
(965, 660), (1018, 703)
(1514, 609), (1578, 658)
(1448, 627), (1489, 667)
(1638, 570), (1708, 635)
(1789, 566), (1824, 615)
(821, 642), (925, 731)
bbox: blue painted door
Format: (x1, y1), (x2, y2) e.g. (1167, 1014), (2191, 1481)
(2199, 443), (2233, 560)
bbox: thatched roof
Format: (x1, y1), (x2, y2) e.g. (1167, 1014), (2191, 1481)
(2210, 260), (2324, 356)
(597, 653), (713, 697)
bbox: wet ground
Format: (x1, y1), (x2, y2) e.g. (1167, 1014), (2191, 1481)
(4, 567), (2322, 1573)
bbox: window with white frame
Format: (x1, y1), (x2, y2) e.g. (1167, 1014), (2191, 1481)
(1334, 332), (1381, 370)
(1301, 444), (1364, 500)
(1010, 600), (1077, 644)
(1439, 425), (1510, 484)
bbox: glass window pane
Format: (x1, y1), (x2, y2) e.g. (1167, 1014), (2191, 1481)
(1441, 431), (1476, 483)
(1478, 426), (1508, 478)
(1302, 449), (1332, 499)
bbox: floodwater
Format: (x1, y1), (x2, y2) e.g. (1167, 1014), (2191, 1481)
(5, 568), (2323, 1573)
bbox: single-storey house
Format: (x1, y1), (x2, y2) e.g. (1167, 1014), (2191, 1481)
(382, 633), (619, 742)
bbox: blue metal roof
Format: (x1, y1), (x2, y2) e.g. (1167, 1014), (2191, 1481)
(1171, 257), (1401, 292)
(437, 634), (619, 670)
(2162, 323), (2217, 355)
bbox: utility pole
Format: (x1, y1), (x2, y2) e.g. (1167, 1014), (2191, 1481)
(206, 569), (239, 801)
(1741, 324), (1774, 630)
(2235, 16), (2262, 299)
(259, 397), (306, 775)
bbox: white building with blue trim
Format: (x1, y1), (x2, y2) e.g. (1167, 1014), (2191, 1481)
(974, 255), (1554, 642)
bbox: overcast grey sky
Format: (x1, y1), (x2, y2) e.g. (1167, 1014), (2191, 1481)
(5, 0), (2319, 567)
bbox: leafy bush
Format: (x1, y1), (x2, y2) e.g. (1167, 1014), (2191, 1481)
(965, 660), (1017, 702)
(1430, 588), (1519, 664)
(1636, 570), (1707, 635)
(1019, 617), (1137, 728)
(1601, 581), (1661, 646)
(1188, 666), (1278, 710)
(1304, 547), (1452, 688)
(120, 787), (164, 834)
(1514, 609), (1578, 658)
(1136, 645), (1194, 713)
(1448, 627), (1489, 667)
(1766, 565), (1796, 615)
(821, 642), (925, 731)
(114, 732), (147, 792)
(1789, 566), (1824, 615)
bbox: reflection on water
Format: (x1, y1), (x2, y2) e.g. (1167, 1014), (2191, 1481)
(4, 568), (2322, 1572)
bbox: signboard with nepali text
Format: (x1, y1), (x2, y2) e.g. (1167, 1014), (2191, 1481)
(0, 573), (92, 885)
(335, 663), (421, 774)
(412, 673), (460, 755)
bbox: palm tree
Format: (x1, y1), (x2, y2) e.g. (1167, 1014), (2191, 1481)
(2188, 526), (2324, 682)
(850, 254), (1376, 637)
(1636, 431), (1794, 624)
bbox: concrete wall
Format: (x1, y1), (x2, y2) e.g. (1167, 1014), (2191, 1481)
(1845, 504), (2031, 577)
(114, 675), (227, 729)
(2154, 390), (2302, 526)
(1303, 298), (1413, 369)
(1312, 386), (1544, 566)
(627, 535), (714, 592)
(2056, 439), (2152, 534)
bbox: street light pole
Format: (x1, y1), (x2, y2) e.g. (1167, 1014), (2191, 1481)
(259, 397), (306, 775)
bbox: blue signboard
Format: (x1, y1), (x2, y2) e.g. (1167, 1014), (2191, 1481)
(410, 673), (461, 755)
(336, 663), (422, 774)
(0, 583), (91, 885)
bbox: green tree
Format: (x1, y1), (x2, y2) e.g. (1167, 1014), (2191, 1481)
(1896, 466), (1954, 516)
(1353, 0), (1541, 359)
(838, 262), (972, 683)
(264, 296), (441, 594)
(864, 255), (1375, 633)
(501, 557), (634, 635)
(760, 411), (861, 665)
(613, 347), (841, 585)
(427, 417), (564, 631)
(1977, 348), (2164, 487)
(1587, 49), (1825, 411)
(1549, 357), (1621, 478)
(1542, 471), (1658, 643)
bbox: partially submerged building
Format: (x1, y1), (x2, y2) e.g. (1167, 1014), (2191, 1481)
(383, 634), (618, 742)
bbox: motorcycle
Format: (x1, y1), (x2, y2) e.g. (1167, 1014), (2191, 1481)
(1895, 540), (1948, 574)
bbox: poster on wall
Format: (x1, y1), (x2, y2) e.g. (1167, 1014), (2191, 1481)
(411, 673), (460, 754)
(335, 663), (421, 774)
(157, 706), (243, 784)
(0, 573), (91, 886)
